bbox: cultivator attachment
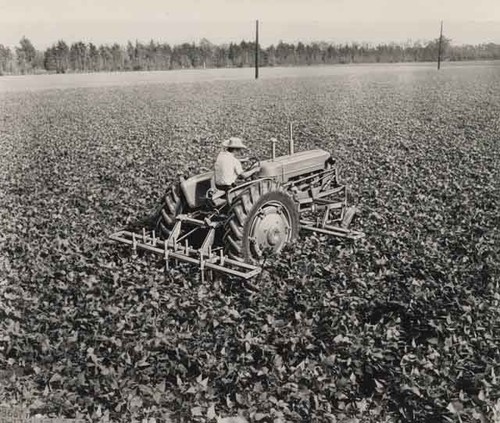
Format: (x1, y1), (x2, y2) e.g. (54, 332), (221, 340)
(300, 205), (365, 239)
(109, 215), (261, 280)
(290, 166), (365, 240)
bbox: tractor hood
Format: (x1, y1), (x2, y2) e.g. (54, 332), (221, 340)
(258, 149), (331, 182)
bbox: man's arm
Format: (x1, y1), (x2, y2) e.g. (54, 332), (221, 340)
(234, 159), (244, 178)
(240, 166), (260, 179)
(234, 155), (259, 180)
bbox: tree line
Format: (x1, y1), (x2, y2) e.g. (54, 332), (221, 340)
(1, 36), (500, 75)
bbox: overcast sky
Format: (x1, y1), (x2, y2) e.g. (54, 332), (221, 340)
(1, 0), (499, 48)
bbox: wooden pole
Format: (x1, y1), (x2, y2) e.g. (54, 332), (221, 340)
(437, 20), (443, 70)
(255, 20), (259, 79)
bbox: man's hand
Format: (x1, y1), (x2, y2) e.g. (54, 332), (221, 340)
(240, 166), (260, 180)
(241, 156), (259, 166)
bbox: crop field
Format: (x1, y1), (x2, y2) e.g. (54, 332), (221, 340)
(0, 63), (499, 422)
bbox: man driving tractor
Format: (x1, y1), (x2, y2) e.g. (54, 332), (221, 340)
(214, 137), (260, 191)
(116, 131), (363, 278)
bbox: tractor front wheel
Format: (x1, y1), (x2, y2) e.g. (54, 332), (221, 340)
(224, 180), (299, 263)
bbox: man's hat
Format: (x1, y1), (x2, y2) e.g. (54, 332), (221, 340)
(222, 137), (247, 149)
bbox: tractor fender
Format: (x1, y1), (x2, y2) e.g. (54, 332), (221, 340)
(226, 178), (276, 205)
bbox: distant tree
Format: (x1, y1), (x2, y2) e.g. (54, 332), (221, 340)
(214, 44), (230, 67)
(88, 43), (99, 71)
(199, 38), (214, 68)
(133, 41), (147, 70)
(228, 43), (239, 66)
(147, 40), (172, 70)
(266, 45), (276, 66)
(186, 42), (202, 67)
(308, 43), (323, 64)
(16, 37), (37, 73)
(69, 42), (88, 71)
(111, 43), (124, 70)
(158, 43), (172, 69)
(43, 47), (57, 71)
(6, 36), (500, 75)
(422, 37), (451, 62)
(171, 43), (193, 69)
(125, 41), (135, 70)
(43, 41), (69, 73)
(275, 42), (295, 65)
(55, 40), (69, 73)
(242, 42), (252, 66)
(0, 44), (14, 74)
(145, 40), (155, 70)
(296, 42), (306, 65)
(325, 44), (338, 64)
(484, 43), (500, 59)
(98, 45), (113, 71)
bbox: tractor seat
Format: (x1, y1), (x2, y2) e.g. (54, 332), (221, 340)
(205, 176), (227, 207)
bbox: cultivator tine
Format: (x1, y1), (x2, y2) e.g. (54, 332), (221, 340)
(164, 241), (169, 272)
(341, 206), (357, 229)
(200, 228), (215, 256)
(132, 232), (137, 257)
(321, 207), (330, 228)
(199, 251), (205, 283)
(168, 220), (182, 247)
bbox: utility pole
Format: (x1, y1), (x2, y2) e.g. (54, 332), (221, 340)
(255, 20), (259, 79)
(437, 20), (443, 70)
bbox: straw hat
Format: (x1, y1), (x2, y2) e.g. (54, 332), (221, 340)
(222, 137), (247, 149)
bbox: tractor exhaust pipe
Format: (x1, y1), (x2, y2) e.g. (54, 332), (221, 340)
(270, 138), (277, 161)
(289, 122), (294, 155)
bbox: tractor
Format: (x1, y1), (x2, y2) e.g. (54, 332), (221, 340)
(110, 130), (364, 279)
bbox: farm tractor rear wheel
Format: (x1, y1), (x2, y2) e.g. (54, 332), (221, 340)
(155, 183), (184, 238)
(224, 180), (299, 263)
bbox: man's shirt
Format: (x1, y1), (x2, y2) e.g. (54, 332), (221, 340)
(214, 151), (243, 186)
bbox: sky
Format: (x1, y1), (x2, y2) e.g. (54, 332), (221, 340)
(0, 0), (499, 48)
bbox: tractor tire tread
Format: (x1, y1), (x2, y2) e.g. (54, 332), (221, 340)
(223, 180), (298, 264)
(156, 183), (184, 238)
(228, 219), (243, 240)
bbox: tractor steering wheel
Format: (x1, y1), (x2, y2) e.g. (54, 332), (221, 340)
(239, 156), (261, 181)
(246, 156), (260, 170)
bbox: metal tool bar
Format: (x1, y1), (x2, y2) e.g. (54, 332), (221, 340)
(300, 221), (365, 240)
(222, 257), (262, 270)
(177, 215), (207, 226)
(299, 203), (345, 217)
(111, 231), (199, 262)
(109, 230), (262, 279)
(298, 188), (345, 204)
(205, 262), (261, 278)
